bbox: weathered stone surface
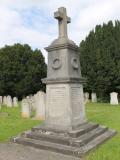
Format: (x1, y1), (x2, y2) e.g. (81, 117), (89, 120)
(0, 143), (80, 160)
(6, 95), (13, 107)
(14, 122), (116, 158)
(42, 7), (86, 131)
(110, 92), (118, 105)
(13, 97), (18, 107)
(84, 92), (89, 104)
(91, 93), (97, 102)
(30, 95), (36, 110)
(21, 99), (31, 118)
(3, 96), (7, 106)
(35, 91), (46, 120)
(45, 83), (86, 130)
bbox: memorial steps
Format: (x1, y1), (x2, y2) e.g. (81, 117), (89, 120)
(13, 122), (116, 158)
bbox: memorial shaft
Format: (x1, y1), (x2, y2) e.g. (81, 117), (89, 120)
(42, 7), (86, 131)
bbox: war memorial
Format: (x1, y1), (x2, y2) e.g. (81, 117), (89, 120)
(14, 7), (116, 158)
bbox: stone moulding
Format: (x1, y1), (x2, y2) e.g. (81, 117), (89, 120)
(45, 43), (78, 52)
(42, 77), (86, 84)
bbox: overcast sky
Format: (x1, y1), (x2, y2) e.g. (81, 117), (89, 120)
(0, 0), (120, 62)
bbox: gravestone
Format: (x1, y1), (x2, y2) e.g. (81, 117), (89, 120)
(3, 96), (7, 106)
(92, 92), (97, 102)
(26, 96), (32, 109)
(21, 98), (31, 118)
(32, 94), (37, 110)
(13, 97), (18, 107)
(84, 92), (89, 104)
(6, 95), (13, 107)
(14, 7), (116, 158)
(110, 92), (118, 105)
(0, 96), (2, 109)
(0, 96), (2, 104)
(35, 91), (45, 120)
(30, 95), (36, 111)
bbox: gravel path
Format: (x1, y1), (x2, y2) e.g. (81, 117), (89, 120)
(0, 142), (81, 160)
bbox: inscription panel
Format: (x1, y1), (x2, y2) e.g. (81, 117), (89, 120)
(71, 87), (82, 117)
(48, 87), (66, 117)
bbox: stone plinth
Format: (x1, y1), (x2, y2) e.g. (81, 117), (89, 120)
(44, 83), (86, 130)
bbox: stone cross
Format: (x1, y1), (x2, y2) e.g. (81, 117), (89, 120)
(54, 7), (71, 38)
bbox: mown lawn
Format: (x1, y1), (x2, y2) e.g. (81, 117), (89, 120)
(0, 106), (40, 142)
(85, 103), (120, 160)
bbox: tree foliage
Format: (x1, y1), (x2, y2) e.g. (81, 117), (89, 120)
(79, 20), (120, 101)
(0, 43), (47, 99)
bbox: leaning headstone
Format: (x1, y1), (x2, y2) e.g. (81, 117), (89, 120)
(35, 91), (46, 120)
(21, 98), (31, 118)
(84, 92), (89, 104)
(6, 95), (13, 107)
(91, 93), (97, 102)
(13, 97), (18, 107)
(110, 92), (118, 105)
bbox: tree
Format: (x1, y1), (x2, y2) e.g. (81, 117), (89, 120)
(0, 43), (47, 99)
(79, 20), (120, 101)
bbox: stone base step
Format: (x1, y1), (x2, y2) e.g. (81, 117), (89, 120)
(27, 131), (70, 145)
(78, 129), (116, 156)
(68, 122), (99, 138)
(71, 126), (108, 147)
(15, 137), (78, 157)
(26, 126), (108, 147)
(14, 129), (116, 158)
(32, 122), (99, 138)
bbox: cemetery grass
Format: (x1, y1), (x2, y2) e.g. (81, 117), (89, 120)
(85, 103), (120, 160)
(0, 106), (41, 142)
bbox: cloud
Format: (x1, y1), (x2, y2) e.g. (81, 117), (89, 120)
(0, 0), (120, 62)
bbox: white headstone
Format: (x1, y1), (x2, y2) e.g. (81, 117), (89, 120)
(21, 98), (31, 118)
(29, 96), (35, 110)
(84, 92), (89, 104)
(13, 97), (18, 107)
(35, 91), (46, 120)
(3, 96), (7, 106)
(0, 96), (2, 109)
(32, 94), (38, 110)
(110, 92), (118, 105)
(92, 93), (97, 102)
(6, 95), (13, 107)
